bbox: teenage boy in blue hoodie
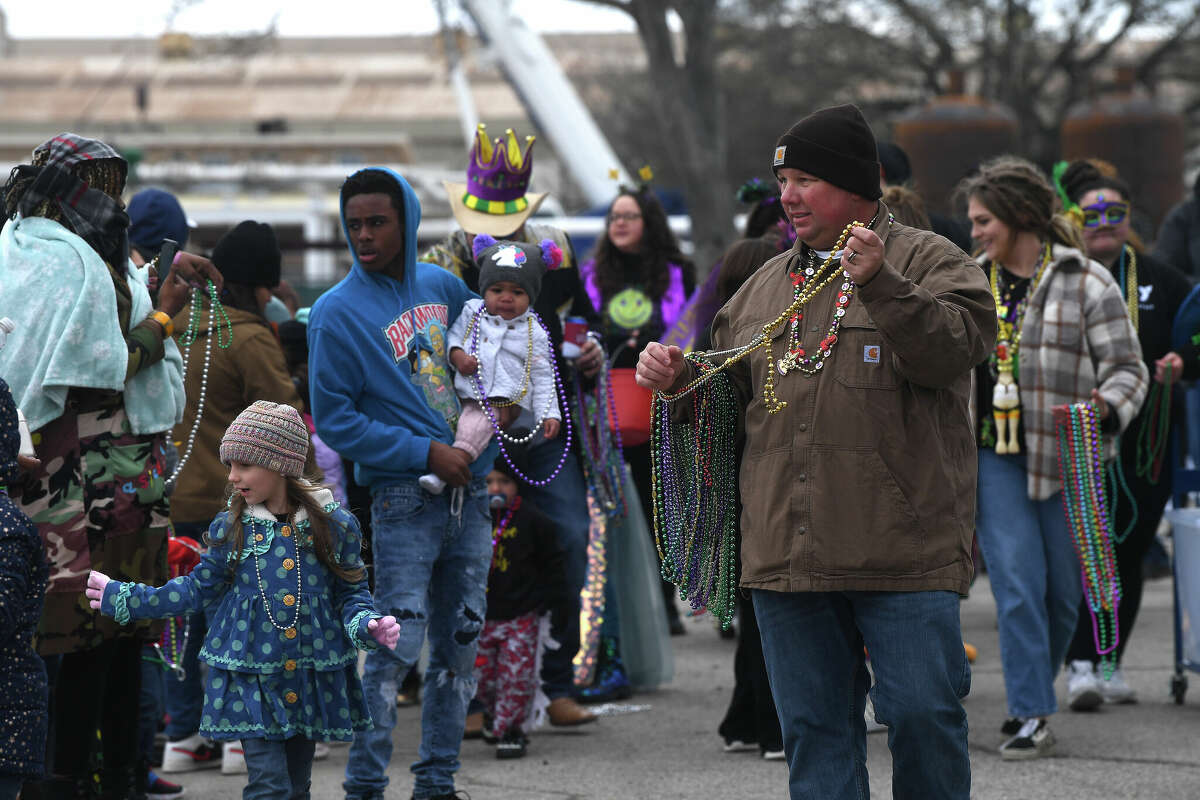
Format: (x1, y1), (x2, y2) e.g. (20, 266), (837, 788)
(308, 168), (497, 800)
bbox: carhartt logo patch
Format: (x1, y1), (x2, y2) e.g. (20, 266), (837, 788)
(864, 345), (880, 363)
(773, 146), (787, 166)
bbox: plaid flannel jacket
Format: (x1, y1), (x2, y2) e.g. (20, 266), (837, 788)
(991, 244), (1148, 500)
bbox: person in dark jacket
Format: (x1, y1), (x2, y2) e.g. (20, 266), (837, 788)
(1057, 159), (1198, 708)
(0, 377), (49, 800)
(472, 454), (569, 759)
(1154, 171), (1200, 277)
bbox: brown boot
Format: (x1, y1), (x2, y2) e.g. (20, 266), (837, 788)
(547, 696), (598, 726)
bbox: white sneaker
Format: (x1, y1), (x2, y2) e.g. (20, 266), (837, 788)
(220, 741), (247, 775)
(722, 739), (757, 753)
(313, 742), (331, 760)
(160, 733), (221, 773)
(1099, 666), (1138, 704)
(418, 473), (446, 494)
(761, 749), (785, 761)
(1066, 660), (1103, 711)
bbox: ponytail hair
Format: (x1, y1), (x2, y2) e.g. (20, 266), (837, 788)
(956, 155), (1086, 252)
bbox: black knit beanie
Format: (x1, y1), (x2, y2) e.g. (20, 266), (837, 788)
(772, 104), (882, 200)
(212, 220), (282, 287)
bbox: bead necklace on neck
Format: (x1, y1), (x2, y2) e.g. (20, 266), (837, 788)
(657, 218), (872, 415)
(470, 308), (574, 487)
(988, 243), (1052, 382)
(492, 496), (521, 549)
(166, 281), (234, 488)
(1116, 244), (1139, 331)
(252, 512), (303, 637)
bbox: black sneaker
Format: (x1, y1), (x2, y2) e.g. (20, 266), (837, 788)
(999, 718), (1055, 760)
(496, 729), (528, 759)
(1000, 717), (1023, 736)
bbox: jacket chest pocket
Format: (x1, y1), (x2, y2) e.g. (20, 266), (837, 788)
(833, 306), (899, 390)
(1040, 300), (1082, 347)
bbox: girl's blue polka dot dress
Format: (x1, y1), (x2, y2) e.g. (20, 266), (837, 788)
(101, 488), (379, 741)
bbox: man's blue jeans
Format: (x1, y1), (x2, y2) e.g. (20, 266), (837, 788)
(344, 479), (491, 800)
(521, 433), (590, 698)
(753, 589), (971, 800)
(243, 736), (315, 800)
(976, 449), (1080, 718)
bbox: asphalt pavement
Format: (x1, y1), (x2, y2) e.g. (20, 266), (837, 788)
(171, 572), (1200, 799)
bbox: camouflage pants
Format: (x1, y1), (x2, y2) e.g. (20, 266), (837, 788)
(18, 404), (169, 655)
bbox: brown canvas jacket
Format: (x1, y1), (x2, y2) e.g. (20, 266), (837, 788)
(676, 209), (996, 594)
(169, 304), (306, 524)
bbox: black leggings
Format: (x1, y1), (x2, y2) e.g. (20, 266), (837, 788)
(718, 594), (782, 752)
(1065, 453), (1171, 665)
(53, 638), (143, 793)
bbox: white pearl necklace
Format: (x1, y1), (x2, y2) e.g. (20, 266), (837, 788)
(166, 285), (230, 488)
(466, 310), (557, 444)
(252, 514), (303, 634)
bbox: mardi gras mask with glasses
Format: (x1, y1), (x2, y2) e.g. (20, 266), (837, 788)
(1081, 194), (1129, 228)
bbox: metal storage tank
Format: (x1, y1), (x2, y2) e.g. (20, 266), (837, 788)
(1061, 68), (1185, 236)
(893, 74), (1019, 219)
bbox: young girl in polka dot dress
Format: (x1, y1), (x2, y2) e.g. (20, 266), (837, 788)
(86, 401), (400, 799)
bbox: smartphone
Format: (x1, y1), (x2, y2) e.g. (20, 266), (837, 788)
(158, 238), (179, 276)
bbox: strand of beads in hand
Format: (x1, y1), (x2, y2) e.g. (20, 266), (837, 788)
(1054, 402), (1122, 676)
(166, 280), (234, 488)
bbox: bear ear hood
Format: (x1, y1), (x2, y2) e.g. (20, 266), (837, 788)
(0, 378), (21, 486)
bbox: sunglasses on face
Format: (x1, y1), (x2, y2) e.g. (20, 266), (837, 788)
(1081, 201), (1129, 228)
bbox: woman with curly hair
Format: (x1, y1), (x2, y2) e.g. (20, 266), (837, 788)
(958, 156), (1147, 760)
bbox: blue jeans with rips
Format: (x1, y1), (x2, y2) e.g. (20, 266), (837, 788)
(520, 433), (590, 699)
(243, 736), (315, 800)
(754, 589), (971, 800)
(343, 479), (491, 800)
(976, 449), (1081, 718)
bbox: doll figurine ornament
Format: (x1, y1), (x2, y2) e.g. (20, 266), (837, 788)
(993, 336), (1021, 454)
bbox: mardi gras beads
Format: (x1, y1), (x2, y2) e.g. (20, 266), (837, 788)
(469, 309), (573, 487)
(166, 280), (234, 488)
(1056, 402), (1122, 676)
(570, 342), (626, 518)
(650, 355), (739, 628)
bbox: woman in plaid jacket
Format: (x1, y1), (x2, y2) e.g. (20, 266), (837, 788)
(958, 157), (1148, 761)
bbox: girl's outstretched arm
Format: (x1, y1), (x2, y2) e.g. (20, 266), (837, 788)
(87, 516), (232, 625)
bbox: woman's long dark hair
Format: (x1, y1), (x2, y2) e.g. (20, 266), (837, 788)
(214, 475), (365, 584)
(590, 187), (694, 303)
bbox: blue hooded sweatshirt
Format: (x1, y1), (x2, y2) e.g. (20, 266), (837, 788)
(307, 168), (496, 488)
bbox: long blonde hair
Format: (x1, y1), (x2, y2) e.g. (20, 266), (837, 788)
(215, 475), (365, 584)
(956, 156), (1086, 254)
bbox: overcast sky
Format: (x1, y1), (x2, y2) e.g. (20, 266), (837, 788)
(1, 0), (635, 38)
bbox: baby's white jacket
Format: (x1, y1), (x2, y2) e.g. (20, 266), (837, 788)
(447, 299), (561, 421)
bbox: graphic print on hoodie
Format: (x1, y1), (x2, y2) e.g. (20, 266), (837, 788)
(307, 168), (495, 488)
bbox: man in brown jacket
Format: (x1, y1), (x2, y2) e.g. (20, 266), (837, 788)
(638, 105), (996, 799)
